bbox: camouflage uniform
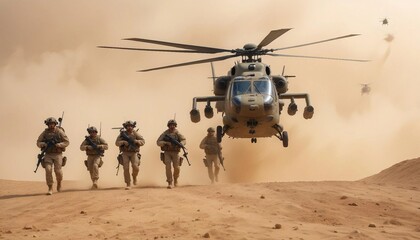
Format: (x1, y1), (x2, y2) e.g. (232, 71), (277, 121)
(80, 126), (108, 189)
(36, 117), (70, 195)
(199, 127), (222, 183)
(115, 121), (145, 189)
(156, 120), (186, 189)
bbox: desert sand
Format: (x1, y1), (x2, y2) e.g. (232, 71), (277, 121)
(1, 158), (419, 240)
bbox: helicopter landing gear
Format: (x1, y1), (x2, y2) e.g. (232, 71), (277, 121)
(251, 138), (257, 143)
(273, 124), (288, 147)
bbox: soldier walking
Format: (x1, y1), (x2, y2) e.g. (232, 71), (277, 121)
(115, 121), (145, 190)
(157, 120), (186, 189)
(80, 126), (108, 189)
(199, 127), (222, 183)
(36, 117), (70, 195)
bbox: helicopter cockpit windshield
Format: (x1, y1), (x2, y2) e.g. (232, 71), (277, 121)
(231, 77), (273, 97)
(253, 78), (272, 95)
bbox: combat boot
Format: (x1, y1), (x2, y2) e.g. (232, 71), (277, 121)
(57, 182), (62, 192)
(92, 180), (98, 190)
(167, 182), (172, 189)
(174, 179), (178, 187)
(133, 177), (137, 186)
(125, 183), (131, 190)
(47, 185), (53, 195)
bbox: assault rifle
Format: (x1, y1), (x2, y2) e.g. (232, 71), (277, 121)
(34, 138), (58, 173)
(84, 136), (104, 156)
(119, 130), (137, 149)
(163, 134), (191, 166)
(218, 151), (226, 171)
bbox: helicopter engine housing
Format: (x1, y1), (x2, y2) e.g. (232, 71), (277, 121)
(214, 76), (231, 96)
(272, 76), (288, 94)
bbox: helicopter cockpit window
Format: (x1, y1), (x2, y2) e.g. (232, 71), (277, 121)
(232, 81), (251, 97)
(253, 80), (272, 95)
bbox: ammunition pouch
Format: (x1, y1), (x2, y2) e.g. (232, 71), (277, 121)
(62, 156), (67, 167)
(160, 145), (180, 152)
(117, 153), (123, 165)
(137, 153), (141, 166)
(84, 160), (89, 171)
(179, 157), (183, 167)
(203, 158), (208, 168)
(99, 158), (104, 168)
(41, 158), (46, 168)
(160, 152), (165, 163)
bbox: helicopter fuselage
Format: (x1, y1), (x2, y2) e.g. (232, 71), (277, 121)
(222, 66), (280, 138)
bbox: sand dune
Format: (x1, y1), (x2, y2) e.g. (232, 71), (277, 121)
(0, 159), (419, 240)
(361, 157), (420, 187)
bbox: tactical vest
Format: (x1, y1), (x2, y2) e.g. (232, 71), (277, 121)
(119, 132), (140, 152)
(43, 129), (65, 153)
(203, 136), (219, 154)
(85, 137), (104, 155)
(161, 132), (181, 152)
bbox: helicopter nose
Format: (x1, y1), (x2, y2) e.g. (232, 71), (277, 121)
(249, 104), (259, 111)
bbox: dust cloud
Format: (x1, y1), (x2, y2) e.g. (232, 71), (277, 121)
(1, 0), (419, 186)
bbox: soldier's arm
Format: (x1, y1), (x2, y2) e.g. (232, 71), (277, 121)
(156, 133), (168, 147)
(80, 139), (89, 151)
(178, 132), (186, 146)
(56, 129), (70, 148)
(135, 133), (145, 146)
(36, 131), (46, 148)
(199, 137), (207, 149)
(115, 135), (127, 147)
(100, 138), (109, 150)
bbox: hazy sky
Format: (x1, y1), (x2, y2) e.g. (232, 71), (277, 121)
(1, 0), (419, 185)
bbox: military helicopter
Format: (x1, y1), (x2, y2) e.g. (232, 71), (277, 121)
(360, 83), (371, 95)
(99, 28), (367, 145)
(381, 18), (389, 25)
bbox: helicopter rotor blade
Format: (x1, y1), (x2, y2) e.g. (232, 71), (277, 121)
(124, 38), (231, 54)
(139, 54), (238, 72)
(257, 28), (292, 49)
(272, 34), (361, 51)
(97, 46), (203, 53)
(267, 53), (369, 62)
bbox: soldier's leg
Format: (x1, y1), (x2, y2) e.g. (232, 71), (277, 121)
(164, 151), (173, 188)
(89, 156), (100, 189)
(131, 153), (140, 185)
(206, 157), (214, 183)
(172, 152), (180, 187)
(122, 153), (131, 189)
(44, 155), (54, 195)
(53, 154), (63, 192)
(213, 155), (221, 182)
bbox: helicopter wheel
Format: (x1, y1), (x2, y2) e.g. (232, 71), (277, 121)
(217, 125), (223, 143)
(251, 138), (257, 143)
(282, 131), (289, 147)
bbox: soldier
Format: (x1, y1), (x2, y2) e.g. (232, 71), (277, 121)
(36, 117), (70, 195)
(199, 127), (222, 183)
(115, 120), (145, 190)
(157, 119), (186, 189)
(80, 126), (108, 189)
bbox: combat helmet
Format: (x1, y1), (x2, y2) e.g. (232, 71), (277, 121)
(44, 117), (58, 125)
(87, 126), (98, 133)
(207, 127), (215, 132)
(167, 119), (177, 127)
(123, 120), (136, 128)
